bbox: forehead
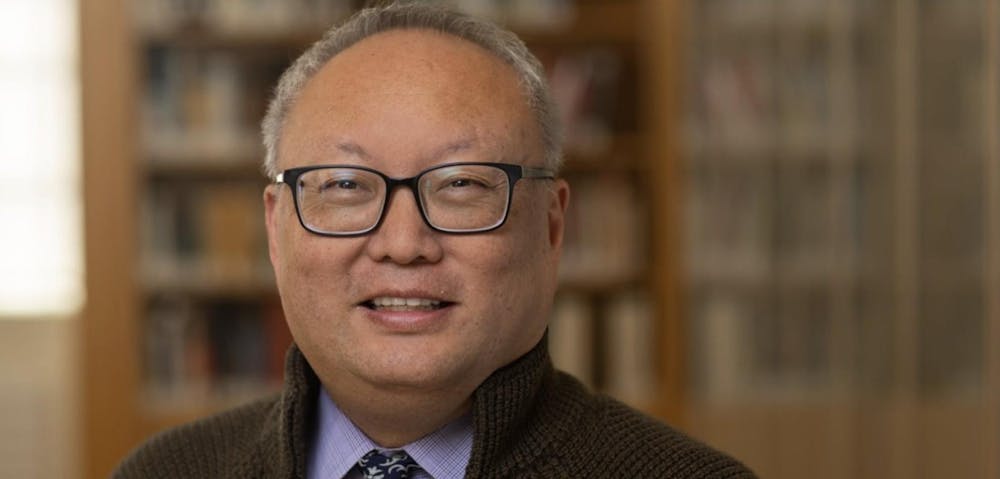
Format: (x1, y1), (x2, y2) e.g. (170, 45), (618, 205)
(279, 29), (537, 170)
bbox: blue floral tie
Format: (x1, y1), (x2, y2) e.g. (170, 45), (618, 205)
(357, 449), (421, 479)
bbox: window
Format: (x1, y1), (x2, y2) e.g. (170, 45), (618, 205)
(0, 0), (82, 316)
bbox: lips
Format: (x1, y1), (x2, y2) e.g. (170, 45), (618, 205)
(358, 292), (457, 333)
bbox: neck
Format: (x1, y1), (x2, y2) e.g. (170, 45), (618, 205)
(323, 377), (473, 448)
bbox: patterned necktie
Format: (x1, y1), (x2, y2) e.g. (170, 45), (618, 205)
(357, 449), (421, 479)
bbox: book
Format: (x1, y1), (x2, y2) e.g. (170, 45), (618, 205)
(693, 291), (753, 400)
(549, 293), (594, 387)
(604, 291), (655, 407)
(145, 295), (284, 398)
(560, 173), (645, 283)
(199, 182), (266, 280)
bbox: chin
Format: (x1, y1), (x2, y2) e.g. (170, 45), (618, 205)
(359, 361), (468, 391)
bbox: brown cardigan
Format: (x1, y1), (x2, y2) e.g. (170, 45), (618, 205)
(113, 339), (756, 478)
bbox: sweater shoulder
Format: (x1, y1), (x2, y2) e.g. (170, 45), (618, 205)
(111, 393), (282, 479)
(551, 372), (757, 479)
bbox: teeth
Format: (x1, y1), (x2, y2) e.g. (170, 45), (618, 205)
(371, 297), (443, 310)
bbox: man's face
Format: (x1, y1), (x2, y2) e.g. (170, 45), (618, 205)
(264, 29), (569, 395)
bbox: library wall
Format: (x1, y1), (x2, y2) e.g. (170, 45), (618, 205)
(79, 0), (1000, 478)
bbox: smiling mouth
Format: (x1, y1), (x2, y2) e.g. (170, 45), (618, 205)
(361, 297), (454, 312)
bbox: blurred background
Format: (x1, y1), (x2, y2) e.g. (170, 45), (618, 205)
(1, 0), (998, 477)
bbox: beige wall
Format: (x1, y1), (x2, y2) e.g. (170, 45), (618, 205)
(0, 319), (79, 479)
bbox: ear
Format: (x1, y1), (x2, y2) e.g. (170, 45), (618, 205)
(546, 178), (570, 251)
(263, 184), (282, 269)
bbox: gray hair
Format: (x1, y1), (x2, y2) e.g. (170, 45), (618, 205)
(260, 1), (563, 179)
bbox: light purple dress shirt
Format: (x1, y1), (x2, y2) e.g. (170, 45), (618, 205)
(307, 388), (473, 479)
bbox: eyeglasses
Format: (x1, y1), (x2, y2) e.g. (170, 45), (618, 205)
(274, 162), (555, 236)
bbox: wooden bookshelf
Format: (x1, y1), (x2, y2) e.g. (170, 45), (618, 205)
(678, 0), (1000, 477)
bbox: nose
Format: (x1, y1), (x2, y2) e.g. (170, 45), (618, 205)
(363, 186), (444, 265)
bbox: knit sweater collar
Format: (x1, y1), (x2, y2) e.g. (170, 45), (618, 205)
(275, 337), (554, 478)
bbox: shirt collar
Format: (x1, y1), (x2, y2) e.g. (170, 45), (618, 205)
(284, 334), (555, 478)
(308, 388), (473, 479)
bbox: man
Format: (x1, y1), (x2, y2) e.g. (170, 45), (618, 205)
(115, 2), (755, 478)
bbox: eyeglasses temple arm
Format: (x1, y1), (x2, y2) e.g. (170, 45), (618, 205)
(522, 166), (556, 179)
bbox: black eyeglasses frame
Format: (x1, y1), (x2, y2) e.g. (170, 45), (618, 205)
(274, 161), (555, 236)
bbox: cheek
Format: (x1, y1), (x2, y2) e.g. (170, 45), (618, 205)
(276, 236), (366, 352)
(274, 230), (365, 311)
(450, 203), (553, 335)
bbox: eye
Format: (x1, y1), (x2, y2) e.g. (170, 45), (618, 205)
(323, 179), (359, 191)
(422, 165), (506, 198)
(447, 178), (488, 189)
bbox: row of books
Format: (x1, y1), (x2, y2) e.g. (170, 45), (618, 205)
(141, 180), (270, 286)
(542, 47), (632, 157)
(549, 290), (655, 407)
(560, 173), (646, 283)
(692, 0), (990, 159)
(697, 0), (879, 34)
(683, 163), (863, 282)
(137, 0), (352, 35)
(136, 0), (578, 36)
(143, 48), (277, 161)
(689, 285), (988, 400)
(141, 45), (632, 163)
(688, 289), (834, 401)
(687, 47), (838, 156)
(144, 296), (291, 399)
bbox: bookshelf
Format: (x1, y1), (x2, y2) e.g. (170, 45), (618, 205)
(81, 1), (676, 477)
(679, 0), (1000, 478)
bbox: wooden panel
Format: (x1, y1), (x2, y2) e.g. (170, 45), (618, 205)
(687, 403), (777, 476)
(639, 0), (686, 426)
(690, 401), (987, 479)
(917, 401), (984, 479)
(890, 0), (920, 477)
(983, 0), (1000, 477)
(79, 0), (141, 477)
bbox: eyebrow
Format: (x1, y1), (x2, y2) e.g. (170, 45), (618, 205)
(433, 139), (476, 158)
(335, 142), (371, 159)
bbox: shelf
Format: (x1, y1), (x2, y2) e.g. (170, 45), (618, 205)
(141, 265), (276, 299)
(143, 132), (262, 163)
(141, 132), (642, 178)
(140, 2), (638, 50)
(145, 158), (266, 181)
(141, 132), (266, 180)
(918, 260), (985, 291)
(562, 133), (643, 174)
(143, 28), (323, 51)
(688, 259), (866, 289)
(697, 2), (876, 42)
(558, 270), (647, 295)
(517, 2), (637, 46)
(683, 129), (863, 164)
